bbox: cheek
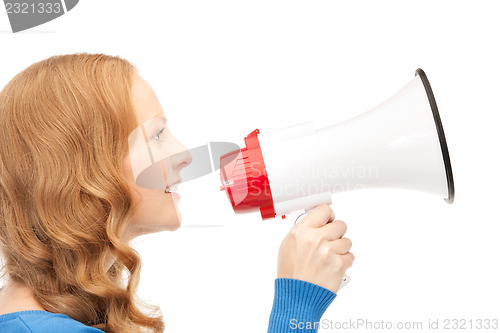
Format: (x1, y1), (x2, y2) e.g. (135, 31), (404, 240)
(132, 188), (181, 227)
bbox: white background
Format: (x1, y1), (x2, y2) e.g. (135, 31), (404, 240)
(1, 1), (499, 332)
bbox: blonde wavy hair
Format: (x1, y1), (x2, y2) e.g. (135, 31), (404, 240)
(0, 53), (164, 332)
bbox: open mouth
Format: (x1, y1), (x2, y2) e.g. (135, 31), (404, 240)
(165, 190), (179, 195)
(164, 183), (179, 194)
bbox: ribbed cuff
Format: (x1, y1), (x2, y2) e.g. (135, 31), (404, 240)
(267, 278), (337, 333)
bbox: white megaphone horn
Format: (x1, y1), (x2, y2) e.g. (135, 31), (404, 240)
(220, 68), (454, 220)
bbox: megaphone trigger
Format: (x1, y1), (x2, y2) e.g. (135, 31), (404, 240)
(340, 274), (351, 290)
(291, 209), (308, 225)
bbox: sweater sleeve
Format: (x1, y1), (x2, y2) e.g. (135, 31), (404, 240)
(267, 278), (336, 333)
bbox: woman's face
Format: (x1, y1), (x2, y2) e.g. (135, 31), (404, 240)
(122, 75), (192, 240)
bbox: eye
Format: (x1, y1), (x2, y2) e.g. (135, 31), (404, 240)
(153, 127), (165, 141)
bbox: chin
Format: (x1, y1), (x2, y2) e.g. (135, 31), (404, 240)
(165, 212), (182, 231)
(166, 221), (181, 231)
(168, 224), (181, 232)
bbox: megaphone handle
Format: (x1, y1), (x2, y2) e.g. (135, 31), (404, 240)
(292, 209), (351, 290)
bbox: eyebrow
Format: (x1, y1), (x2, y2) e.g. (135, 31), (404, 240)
(152, 113), (168, 124)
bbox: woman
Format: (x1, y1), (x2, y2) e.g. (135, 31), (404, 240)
(0, 53), (354, 332)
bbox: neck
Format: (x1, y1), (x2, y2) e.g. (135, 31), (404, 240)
(0, 279), (47, 315)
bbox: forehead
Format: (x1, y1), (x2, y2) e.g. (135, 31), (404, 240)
(132, 74), (166, 125)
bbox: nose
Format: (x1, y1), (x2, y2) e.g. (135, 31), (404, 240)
(170, 138), (192, 171)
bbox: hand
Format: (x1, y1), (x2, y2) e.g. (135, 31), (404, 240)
(277, 204), (354, 294)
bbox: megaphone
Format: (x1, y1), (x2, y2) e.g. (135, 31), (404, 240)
(219, 69), (455, 220)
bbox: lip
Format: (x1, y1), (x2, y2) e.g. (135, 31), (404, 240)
(165, 191), (180, 200)
(165, 179), (182, 192)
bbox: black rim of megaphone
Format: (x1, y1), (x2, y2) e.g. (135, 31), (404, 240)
(415, 68), (455, 204)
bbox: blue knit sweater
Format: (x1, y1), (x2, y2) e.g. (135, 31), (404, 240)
(0, 278), (336, 332)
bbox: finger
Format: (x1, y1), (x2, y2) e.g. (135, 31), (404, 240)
(322, 220), (347, 241)
(330, 237), (352, 254)
(343, 252), (355, 268)
(301, 204), (335, 228)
